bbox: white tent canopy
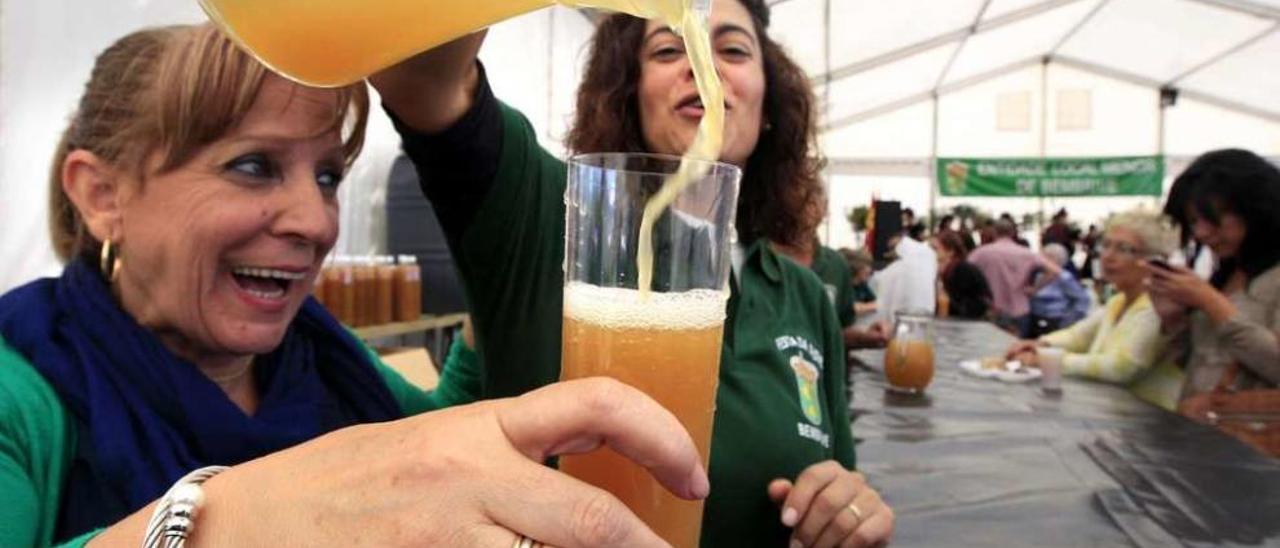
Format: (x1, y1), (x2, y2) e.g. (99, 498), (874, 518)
(2, 0), (1278, 291)
(789, 0), (1280, 131)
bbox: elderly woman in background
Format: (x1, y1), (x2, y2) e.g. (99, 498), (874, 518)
(0, 25), (706, 547)
(1027, 243), (1091, 337)
(1007, 209), (1183, 410)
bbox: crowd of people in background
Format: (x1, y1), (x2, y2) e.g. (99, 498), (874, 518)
(850, 206), (1095, 339)
(859, 203), (1160, 340)
(831, 148), (1279, 457)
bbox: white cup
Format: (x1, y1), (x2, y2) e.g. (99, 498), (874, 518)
(1038, 347), (1065, 393)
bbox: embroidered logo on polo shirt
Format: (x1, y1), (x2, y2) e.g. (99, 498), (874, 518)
(789, 356), (823, 426)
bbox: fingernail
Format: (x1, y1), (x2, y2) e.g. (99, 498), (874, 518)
(689, 466), (710, 499)
(789, 539), (803, 548)
(782, 507), (799, 527)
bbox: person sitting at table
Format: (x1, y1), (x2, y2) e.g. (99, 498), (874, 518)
(1147, 149), (1280, 437)
(931, 231), (992, 320)
(875, 228), (938, 322)
(969, 219), (1045, 336)
(0, 24), (709, 547)
(840, 247), (880, 316)
(936, 214), (977, 253)
(1027, 243), (1091, 337)
(1007, 208), (1183, 410)
(370, 0), (897, 545)
(773, 206), (890, 350)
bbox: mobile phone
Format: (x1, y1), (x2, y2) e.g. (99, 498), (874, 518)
(1147, 257), (1174, 271)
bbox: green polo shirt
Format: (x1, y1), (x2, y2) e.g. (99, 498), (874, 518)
(424, 101), (855, 546)
(807, 246), (857, 329)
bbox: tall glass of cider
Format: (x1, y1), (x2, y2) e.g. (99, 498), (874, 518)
(560, 153), (740, 547)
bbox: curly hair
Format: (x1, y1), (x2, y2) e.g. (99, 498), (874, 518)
(565, 0), (825, 247)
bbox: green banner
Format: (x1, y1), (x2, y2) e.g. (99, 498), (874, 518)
(937, 156), (1164, 197)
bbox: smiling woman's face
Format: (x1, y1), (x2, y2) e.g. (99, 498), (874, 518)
(636, 0), (766, 166)
(112, 75), (346, 361)
(1188, 207), (1247, 261)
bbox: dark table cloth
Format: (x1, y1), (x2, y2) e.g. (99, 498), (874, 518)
(848, 318), (1280, 548)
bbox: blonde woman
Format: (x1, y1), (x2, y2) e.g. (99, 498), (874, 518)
(0, 25), (704, 547)
(1007, 209), (1183, 410)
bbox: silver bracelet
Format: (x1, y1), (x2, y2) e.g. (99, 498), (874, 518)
(141, 465), (229, 548)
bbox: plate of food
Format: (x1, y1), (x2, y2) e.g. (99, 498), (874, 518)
(958, 356), (1042, 383)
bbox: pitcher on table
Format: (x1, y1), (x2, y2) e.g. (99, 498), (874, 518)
(885, 314), (936, 394)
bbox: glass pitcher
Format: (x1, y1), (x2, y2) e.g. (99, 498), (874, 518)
(884, 314), (935, 394)
(198, 0), (707, 87)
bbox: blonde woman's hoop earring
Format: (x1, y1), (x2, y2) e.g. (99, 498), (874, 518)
(99, 239), (120, 281)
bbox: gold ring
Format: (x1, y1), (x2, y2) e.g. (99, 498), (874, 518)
(847, 502), (865, 523)
(512, 535), (539, 548)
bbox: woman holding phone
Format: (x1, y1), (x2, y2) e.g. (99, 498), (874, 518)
(1148, 149), (1280, 405)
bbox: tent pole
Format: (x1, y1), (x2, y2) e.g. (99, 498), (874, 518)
(1038, 57), (1050, 240)
(545, 8), (555, 141)
(1157, 90), (1168, 208)
(822, 0), (833, 246)
(930, 91), (940, 233)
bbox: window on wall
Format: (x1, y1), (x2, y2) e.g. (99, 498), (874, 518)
(1057, 89), (1093, 131)
(996, 91), (1031, 132)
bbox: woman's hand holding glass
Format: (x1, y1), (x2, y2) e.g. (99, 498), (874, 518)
(106, 379), (707, 548)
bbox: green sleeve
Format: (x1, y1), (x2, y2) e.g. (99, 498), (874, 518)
(423, 336), (482, 410)
(54, 529), (100, 548)
(367, 335), (482, 414)
(451, 103), (567, 399)
(837, 264), (857, 328)
(0, 339), (76, 548)
(362, 345), (438, 416)
(820, 296), (856, 469)
(814, 248), (856, 328)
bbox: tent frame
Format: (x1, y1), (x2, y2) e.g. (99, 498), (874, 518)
(810, 0), (1280, 133)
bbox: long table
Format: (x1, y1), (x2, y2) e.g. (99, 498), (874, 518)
(847, 318), (1280, 548)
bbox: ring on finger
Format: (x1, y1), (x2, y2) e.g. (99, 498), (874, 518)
(846, 502), (865, 524)
(512, 535), (542, 548)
